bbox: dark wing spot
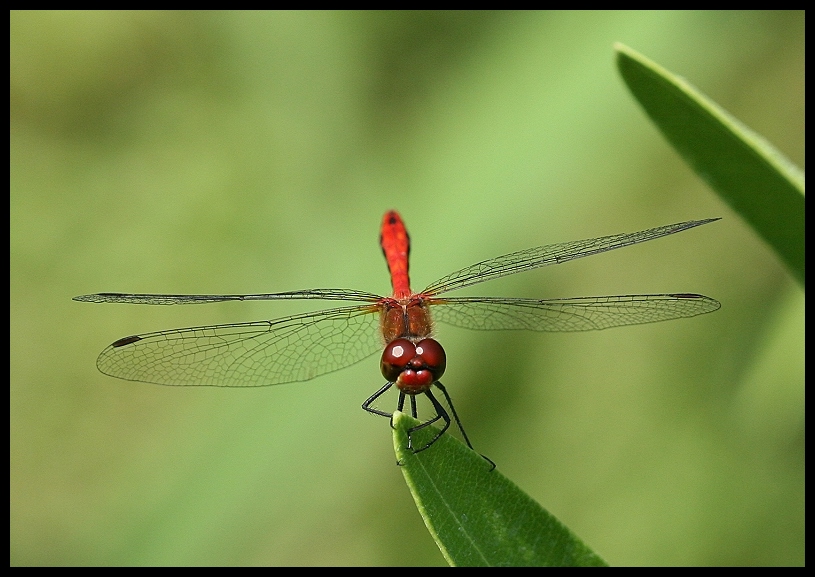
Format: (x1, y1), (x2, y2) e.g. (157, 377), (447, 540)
(111, 335), (142, 348)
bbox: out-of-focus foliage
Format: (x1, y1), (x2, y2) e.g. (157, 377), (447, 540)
(616, 44), (804, 286)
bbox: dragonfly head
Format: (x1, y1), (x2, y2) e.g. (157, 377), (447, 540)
(380, 338), (446, 394)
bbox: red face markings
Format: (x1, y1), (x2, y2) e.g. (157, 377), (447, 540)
(380, 338), (446, 394)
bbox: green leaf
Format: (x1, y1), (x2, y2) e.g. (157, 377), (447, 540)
(615, 43), (804, 287)
(392, 412), (608, 567)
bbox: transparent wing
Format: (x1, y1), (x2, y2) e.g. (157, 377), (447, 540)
(422, 219), (719, 296)
(95, 304), (383, 387)
(73, 288), (383, 305)
(429, 294), (720, 332)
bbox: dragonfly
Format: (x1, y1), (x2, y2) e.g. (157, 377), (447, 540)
(74, 211), (720, 456)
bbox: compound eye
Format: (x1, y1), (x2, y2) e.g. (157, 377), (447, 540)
(380, 338), (416, 382)
(415, 338), (446, 381)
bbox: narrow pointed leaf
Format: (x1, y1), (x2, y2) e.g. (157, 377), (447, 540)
(393, 412), (607, 567)
(615, 43), (804, 287)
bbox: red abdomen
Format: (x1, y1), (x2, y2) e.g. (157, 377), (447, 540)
(380, 210), (411, 299)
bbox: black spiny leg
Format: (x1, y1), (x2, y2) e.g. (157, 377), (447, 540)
(408, 390), (450, 453)
(362, 382), (394, 418)
(363, 380), (495, 470)
(429, 382), (496, 470)
(433, 381), (474, 450)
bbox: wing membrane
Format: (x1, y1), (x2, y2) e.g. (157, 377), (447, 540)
(73, 288), (382, 305)
(429, 294), (720, 332)
(96, 304), (383, 387)
(422, 219), (719, 296)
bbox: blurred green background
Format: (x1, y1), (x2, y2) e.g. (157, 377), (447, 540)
(10, 11), (803, 566)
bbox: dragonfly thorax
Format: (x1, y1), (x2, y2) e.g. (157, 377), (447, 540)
(378, 296), (434, 344)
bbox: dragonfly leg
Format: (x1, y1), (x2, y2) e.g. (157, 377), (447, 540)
(362, 381), (394, 418)
(408, 390), (449, 453)
(364, 381), (494, 470)
(392, 390), (407, 430)
(431, 382), (496, 471)
(433, 381), (474, 450)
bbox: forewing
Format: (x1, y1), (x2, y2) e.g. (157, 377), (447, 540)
(95, 304), (383, 386)
(429, 295), (720, 332)
(73, 288), (382, 305)
(422, 219), (719, 296)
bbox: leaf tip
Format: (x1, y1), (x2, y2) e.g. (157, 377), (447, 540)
(612, 41), (629, 53)
(391, 410), (411, 457)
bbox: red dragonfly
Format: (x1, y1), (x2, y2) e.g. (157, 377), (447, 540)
(75, 211), (720, 455)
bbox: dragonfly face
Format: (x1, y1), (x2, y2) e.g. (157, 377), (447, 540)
(380, 338), (446, 395)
